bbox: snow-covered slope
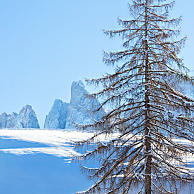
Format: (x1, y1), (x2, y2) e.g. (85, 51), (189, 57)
(0, 129), (193, 166)
(0, 129), (193, 194)
(0, 129), (93, 194)
(0, 105), (40, 129)
(0, 129), (120, 163)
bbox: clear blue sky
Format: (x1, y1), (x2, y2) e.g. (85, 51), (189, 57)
(0, 0), (193, 127)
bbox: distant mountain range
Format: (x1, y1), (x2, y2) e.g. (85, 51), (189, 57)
(0, 80), (193, 129)
(45, 80), (105, 129)
(0, 105), (40, 129)
(0, 81), (105, 129)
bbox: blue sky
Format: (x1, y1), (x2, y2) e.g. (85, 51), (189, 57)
(0, 0), (193, 127)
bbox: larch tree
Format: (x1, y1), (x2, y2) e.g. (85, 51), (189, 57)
(77, 0), (194, 193)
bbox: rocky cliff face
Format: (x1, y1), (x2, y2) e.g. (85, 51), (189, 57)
(44, 81), (105, 129)
(44, 99), (69, 129)
(0, 113), (9, 128)
(65, 81), (105, 129)
(15, 105), (40, 128)
(0, 105), (40, 129)
(6, 113), (18, 128)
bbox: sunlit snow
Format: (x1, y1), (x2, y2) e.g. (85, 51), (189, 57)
(0, 129), (193, 170)
(0, 129), (119, 162)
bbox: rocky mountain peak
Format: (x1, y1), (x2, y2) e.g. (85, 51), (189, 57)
(0, 105), (40, 129)
(44, 80), (105, 129)
(44, 99), (69, 129)
(66, 80), (105, 129)
(70, 80), (88, 105)
(15, 105), (40, 128)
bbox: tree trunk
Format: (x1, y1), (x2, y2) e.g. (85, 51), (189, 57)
(144, 40), (152, 193)
(144, 0), (152, 193)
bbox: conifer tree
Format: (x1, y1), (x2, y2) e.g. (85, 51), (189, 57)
(77, 0), (194, 193)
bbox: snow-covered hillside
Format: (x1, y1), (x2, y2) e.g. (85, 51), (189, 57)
(0, 129), (193, 167)
(0, 129), (193, 194)
(0, 129), (92, 161)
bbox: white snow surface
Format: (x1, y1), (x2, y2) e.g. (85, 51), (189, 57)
(0, 129), (193, 169)
(0, 129), (94, 146)
(0, 129), (119, 162)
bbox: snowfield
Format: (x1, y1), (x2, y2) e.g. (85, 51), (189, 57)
(0, 129), (193, 166)
(0, 129), (91, 161)
(0, 129), (193, 165)
(0, 129), (193, 194)
(0, 129), (120, 162)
